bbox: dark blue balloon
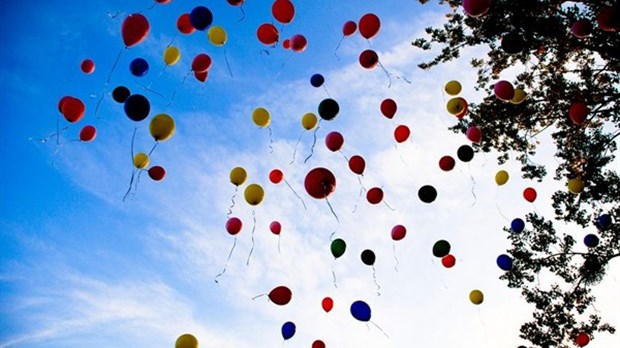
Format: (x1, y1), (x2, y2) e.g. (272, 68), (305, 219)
(596, 214), (612, 230)
(511, 218), (525, 233)
(310, 74), (325, 88)
(190, 6), (213, 31)
(281, 321), (296, 340)
(584, 234), (599, 248)
(350, 300), (371, 322)
(124, 94), (150, 122)
(130, 58), (149, 77)
(496, 254), (513, 271)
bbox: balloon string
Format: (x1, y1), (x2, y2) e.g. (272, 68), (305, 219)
(167, 71), (190, 108)
(106, 48), (124, 86)
(431, 257), (449, 290)
(246, 210), (256, 265)
(332, 264), (338, 288)
(392, 242), (400, 272)
(370, 321), (390, 339)
(339, 150), (349, 162)
(304, 123), (320, 163)
(227, 188), (238, 219)
(251, 293), (266, 301)
(122, 127), (138, 202)
(224, 49), (234, 78)
(329, 230), (336, 241)
(378, 62), (394, 88)
(333, 35), (344, 60)
(277, 234), (281, 254)
(372, 265), (381, 296)
(323, 85), (332, 98)
(352, 184), (363, 213)
(325, 197), (339, 223)
(394, 144), (409, 166)
(148, 141), (158, 156)
(215, 237), (237, 283)
(268, 126), (274, 153)
(123, 169), (137, 202)
(236, 4), (246, 22)
(93, 92), (105, 119)
(139, 82), (166, 98)
(290, 130), (303, 164)
(495, 188), (510, 222)
(284, 179), (307, 210)
(469, 165), (477, 206)
(382, 199), (396, 211)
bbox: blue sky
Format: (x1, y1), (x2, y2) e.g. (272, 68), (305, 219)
(1, 1), (619, 347)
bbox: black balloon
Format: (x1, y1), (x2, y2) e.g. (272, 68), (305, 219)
(418, 185), (437, 203)
(457, 145), (474, 162)
(310, 74), (325, 88)
(112, 86), (130, 103)
(318, 98), (339, 120)
(124, 94), (150, 122)
(360, 249), (375, 266)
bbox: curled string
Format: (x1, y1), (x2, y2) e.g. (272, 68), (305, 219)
(290, 130), (304, 164)
(372, 265), (381, 296)
(277, 234), (281, 254)
(246, 210), (257, 265)
(304, 123), (320, 163)
(392, 242), (400, 272)
(167, 71), (191, 107)
(329, 230), (336, 241)
(495, 187), (510, 222)
(370, 321), (390, 339)
(394, 144), (409, 166)
(325, 197), (339, 223)
(378, 62), (394, 88)
(284, 179), (307, 210)
(227, 187), (238, 219)
(468, 164), (477, 205)
(331, 262), (338, 288)
(352, 176), (367, 213)
(251, 292), (266, 301)
(224, 49), (233, 78)
(122, 127), (138, 202)
(430, 257), (449, 290)
(106, 48), (124, 85)
(93, 92), (105, 119)
(214, 237), (237, 283)
(236, 4), (246, 22)
(333, 35), (345, 60)
(267, 126), (274, 153)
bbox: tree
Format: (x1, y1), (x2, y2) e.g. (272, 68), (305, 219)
(412, 0), (619, 346)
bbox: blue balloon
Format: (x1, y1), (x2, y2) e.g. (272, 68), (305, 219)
(511, 218), (525, 233)
(190, 6), (213, 31)
(281, 321), (296, 340)
(130, 58), (149, 77)
(124, 94), (150, 122)
(596, 214), (612, 230)
(584, 234), (599, 248)
(350, 300), (371, 322)
(496, 254), (513, 271)
(310, 74), (325, 88)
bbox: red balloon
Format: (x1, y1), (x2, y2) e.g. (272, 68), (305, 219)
(569, 102), (589, 125)
(438, 156), (455, 171)
(228, 0), (244, 5)
(257, 23), (279, 45)
(571, 19), (593, 38)
(576, 332), (590, 347)
(325, 131), (344, 152)
(80, 59), (95, 74)
(366, 187), (383, 204)
(79, 125), (96, 142)
(269, 169), (284, 184)
(342, 20), (357, 36)
(272, 0), (295, 24)
(597, 7), (620, 32)
(441, 254), (456, 268)
(304, 167), (336, 199)
(121, 13), (150, 47)
(177, 13), (195, 34)
(61, 97), (85, 123)
(269, 221), (282, 235)
(192, 54), (212, 73)
(523, 187), (537, 203)
(226, 217), (242, 235)
(455, 101), (469, 119)
(155, 0), (172, 3)
(348, 155), (366, 175)
(493, 80), (515, 101)
(358, 13), (380, 39)
(321, 297), (334, 312)
(380, 98), (397, 119)
(462, 0), (491, 18)
(391, 225), (406, 241)
(466, 126), (482, 143)
(290, 34), (307, 52)
(148, 165), (166, 181)
(282, 39), (291, 49)
(394, 125), (410, 143)
(194, 70), (208, 82)
(58, 96), (72, 113)
(359, 49), (379, 69)
(268, 285), (292, 305)
(312, 340), (326, 348)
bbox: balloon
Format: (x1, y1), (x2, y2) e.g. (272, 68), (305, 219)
(175, 333), (198, 348)
(282, 39), (291, 49)
(501, 31), (524, 54)
(394, 125), (410, 143)
(511, 218), (525, 233)
(57, 96), (72, 113)
(301, 112), (318, 130)
(380, 98), (397, 119)
(321, 297), (334, 313)
(61, 97), (85, 123)
(366, 187), (383, 205)
(290, 34), (307, 52)
(569, 102), (589, 125)
(272, 0), (295, 24)
(462, 0), (491, 18)
(576, 332), (590, 347)
(318, 98), (340, 120)
(418, 185), (437, 203)
(568, 178), (584, 194)
(441, 254), (456, 268)
(497, 254), (513, 271)
(493, 80), (515, 101)
(281, 321), (296, 340)
(457, 145), (474, 162)
(446, 97), (468, 116)
(312, 340), (326, 348)
(359, 49), (379, 69)
(121, 13), (150, 47)
(432, 240), (451, 258)
(192, 54), (212, 73)
(163, 46), (181, 66)
(597, 7), (620, 32)
(244, 184), (265, 206)
(596, 214), (612, 230)
(469, 289), (484, 305)
(257, 23), (279, 45)
(358, 13), (380, 39)
(330, 238), (346, 258)
(130, 58), (149, 77)
(133, 152), (150, 169)
(208, 25), (227, 46)
(155, 0), (172, 4)
(348, 155), (366, 175)
(112, 86), (130, 103)
(466, 126), (481, 143)
(149, 114), (175, 141)
(444, 80), (461, 95)
(228, 0), (244, 5)
(189, 6), (213, 31)
(391, 225), (406, 241)
(584, 234), (599, 248)
(495, 170), (509, 186)
(269, 169), (283, 184)
(124, 94), (150, 122)
(80, 59), (95, 74)
(342, 20), (357, 36)
(269, 286), (292, 305)
(148, 165), (165, 181)
(325, 131), (344, 152)
(304, 167), (336, 199)
(252, 107), (271, 128)
(269, 221), (281, 235)
(439, 156), (455, 171)
(523, 187), (537, 203)
(510, 88), (527, 104)
(177, 13), (195, 34)
(79, 125), (96, 142)
(229, 167), (247, 186)
(350, 300), (371, 321)
(310, 74), (324, 87)
(360, 249), (375, 266)
(194, 70), (208, 82)
(226, 217), (242, 235)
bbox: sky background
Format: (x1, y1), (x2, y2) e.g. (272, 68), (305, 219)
(1, 1), (619, 347)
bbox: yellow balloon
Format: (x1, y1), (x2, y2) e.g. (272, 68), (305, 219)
(208, 25), (227, 46)
(149, 113), (176, 141)
(444, 80), (462, 96)
(495, 170), (509, 186)
(446, 97), (468, 115)
(164, 46), (181, 66)
(175, 333), (198, 348)
(230, 167), (247, 186)
(133, 152), (149, 169)
(301, 112), (318, 130)
(510, 88), (526, 105)
(469, 289), (484, 305)
(244, 183), (265, 206)
(252, 107), (271, 128)
(568, 178), (584, 194)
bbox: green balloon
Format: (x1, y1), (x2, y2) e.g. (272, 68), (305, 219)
(432, 240), (451, 258)
(331, 238), (346, 259)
